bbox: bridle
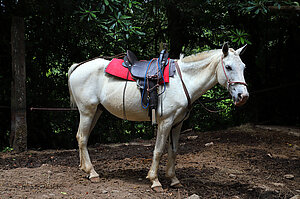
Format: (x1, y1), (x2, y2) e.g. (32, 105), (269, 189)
(221, 56), (248, 89)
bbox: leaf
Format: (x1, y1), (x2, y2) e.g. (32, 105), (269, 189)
(134, 30), (145, 35)
(245, 39), (252, 45)
(79, 15), (86, 22)
(100, 4), (105, 14)
(246, 6), (256, 11)
(109, 23), (116, 30)
(90, 12), (96, 19)
(240, 37), (245, 44)
(120, 15), (131, 20)
(99, 24), (108, 30)
(117, 11), (122, 19)
(104, 0), (109, 6)
(232, 38), (239, 42)
(277, 4), (281, 10)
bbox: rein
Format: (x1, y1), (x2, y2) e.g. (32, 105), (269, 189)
(71, 53), (126, 74)
(198, 99), (231, 113)
(174, 62), (192, 110)
(172, 62), (192, 129)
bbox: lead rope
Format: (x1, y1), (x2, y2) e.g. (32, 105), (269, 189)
(198, 99), (231, 113)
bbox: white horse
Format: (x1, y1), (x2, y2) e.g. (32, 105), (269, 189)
(68, 43), (249, 191)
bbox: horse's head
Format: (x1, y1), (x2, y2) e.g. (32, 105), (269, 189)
(217, 43), (249, 106)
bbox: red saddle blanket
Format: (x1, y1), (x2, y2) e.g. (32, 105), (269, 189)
(105, 58), (171, 83)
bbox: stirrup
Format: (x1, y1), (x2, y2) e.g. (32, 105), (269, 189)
(151, 109), (157, 125)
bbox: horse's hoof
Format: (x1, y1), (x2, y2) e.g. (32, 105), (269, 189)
(152, 186), (164, 192)
(171, 182), (183, 188)
(89, 176), (100, 183)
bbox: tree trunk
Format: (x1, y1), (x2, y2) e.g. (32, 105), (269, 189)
(166, 1), (187, 58)
(11, 16), (27, 152)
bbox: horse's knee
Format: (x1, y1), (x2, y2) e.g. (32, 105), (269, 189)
(76, 133), (88, 147)
(76, 135), (81, 145)
(153, 151), (163, 159)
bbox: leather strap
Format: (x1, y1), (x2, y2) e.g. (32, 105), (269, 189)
(221, 57), (247, 88)
(175, 61), (192, 110)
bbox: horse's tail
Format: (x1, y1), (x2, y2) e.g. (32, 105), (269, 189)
(68, 63), (78, 108)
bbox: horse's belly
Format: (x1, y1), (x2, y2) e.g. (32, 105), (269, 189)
(102, 100), (150, 121)
(100, 79), (150, 121)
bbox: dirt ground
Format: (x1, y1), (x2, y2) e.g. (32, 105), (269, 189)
(0, 124), (299, 199)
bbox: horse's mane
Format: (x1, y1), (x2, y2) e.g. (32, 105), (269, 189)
(180, 49), (221, 63)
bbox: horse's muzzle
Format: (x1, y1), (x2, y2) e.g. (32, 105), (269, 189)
(234, 93), (249, 106)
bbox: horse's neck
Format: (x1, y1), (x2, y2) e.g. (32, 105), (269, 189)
(179, 54), (220, 103)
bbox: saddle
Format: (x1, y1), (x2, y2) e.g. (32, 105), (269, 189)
(123, 50), (169, 125)
(123, 50), (169, 79)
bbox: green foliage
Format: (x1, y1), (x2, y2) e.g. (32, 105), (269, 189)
(2, 147), (13, 153)
(229, 29), (252, 45)
(76, 0), (144, 46)
(240, 0), (299, 15)
(244, 0), (271, 14)
(191, 85), (235, 132)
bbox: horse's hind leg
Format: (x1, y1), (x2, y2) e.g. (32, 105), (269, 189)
(77, 106), (102, 182)
(166, 122), (183, 187)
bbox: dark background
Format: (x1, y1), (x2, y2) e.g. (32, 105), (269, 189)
(1, 0), (299, 150)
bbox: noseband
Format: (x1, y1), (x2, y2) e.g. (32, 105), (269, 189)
(221, 57), (248, 89)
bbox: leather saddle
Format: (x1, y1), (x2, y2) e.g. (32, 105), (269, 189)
(122, 49), (169, 125)
(123, 50), (169, 79)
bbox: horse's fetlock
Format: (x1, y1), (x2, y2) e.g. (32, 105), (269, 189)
(80, 163), (92, 174)
(147, 170), (157, 181)
(165, 170), (175, 178)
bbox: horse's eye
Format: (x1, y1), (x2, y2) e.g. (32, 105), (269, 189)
(226, 65), (232, 71)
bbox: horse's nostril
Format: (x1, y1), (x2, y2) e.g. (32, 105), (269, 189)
(238, 93), (242, 99)
(238, 93), (249, 101)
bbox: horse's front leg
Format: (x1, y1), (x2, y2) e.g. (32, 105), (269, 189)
(166, 122), (183, 187)
(147, 119), (173, 192)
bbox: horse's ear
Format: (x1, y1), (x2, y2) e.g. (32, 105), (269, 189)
(222, 42), (229, 57)
(236, 44), (247, 55)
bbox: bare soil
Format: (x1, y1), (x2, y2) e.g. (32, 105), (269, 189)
(0, 124), (299, 199)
